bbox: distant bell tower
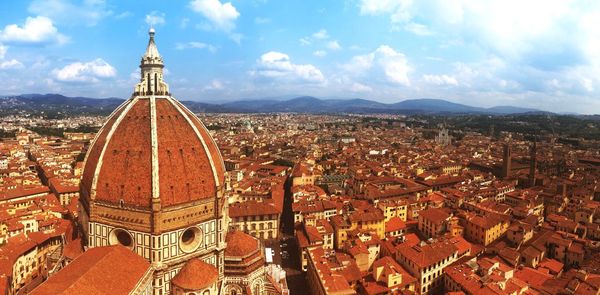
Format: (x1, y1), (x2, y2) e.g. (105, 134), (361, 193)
(529, 140), (537, 187)
(502, 143), (512, 178)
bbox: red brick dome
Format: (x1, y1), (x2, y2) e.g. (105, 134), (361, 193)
(80, 96), (225, 208)
(225, 230), (260, 257)
(171, 258), (219, 290)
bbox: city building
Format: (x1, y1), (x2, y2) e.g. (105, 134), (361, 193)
(395, 240), (460, 294)
(229, 201), (280, 240)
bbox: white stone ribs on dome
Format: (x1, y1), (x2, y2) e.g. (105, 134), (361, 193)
(90, 97), (140, 200)
(168, 98), (222, 188)
(81, 101), (129, 177)
(149, 96), (160, 201)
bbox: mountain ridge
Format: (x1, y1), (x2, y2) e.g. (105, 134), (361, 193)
(0, 93), (552, 116)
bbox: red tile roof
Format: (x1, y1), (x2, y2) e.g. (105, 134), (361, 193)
(385, 217), (406, 233)
(31, 245), (150, 295)
(171, 258), (219, 290)
(225, 230), (260, 257)
(419, 207), (451, 224)
(396, 240), (458, 269)
(229, 200), (280, 217)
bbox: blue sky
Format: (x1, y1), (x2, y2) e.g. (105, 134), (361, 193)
(0, 0), (599, 113)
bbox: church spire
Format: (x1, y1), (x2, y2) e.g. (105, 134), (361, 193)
(134, 28), (169, 96)
(143, 27), (162, 64)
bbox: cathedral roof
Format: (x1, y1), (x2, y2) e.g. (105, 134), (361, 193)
(30, 245), (150, 295)
(80, 30), (225, 209)
(171, 258), (219, 290)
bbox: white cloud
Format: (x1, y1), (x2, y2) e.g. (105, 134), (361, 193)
(581, 78), (594, 92)
(355, 0), (600, 109)
(404, 22), (434, 36)
(359, 0), (412, 23)
(175, 42), (217, 53)
(252, 51), (325, 83)
(254, 17), (271, 24)
(114, 11), (131, 19)
(358, 0), (594, 61)
(228, 33), (243, 44)
(180, 18), (190, 29)
(0, 44), (6, 59)
(203, 79), (224, 90)
(189, 0), (240, 32)
(0, 16), (68, 45)
(344, 45), (411, 86)
(129, 68), (141, 82)
(300, 29), (334, 46)
(327, 40), (342, 50)
(52, 58), (116, 83)
(350, 82), (372, 92)
(28, 0), (112, 26)
(313, 50), (327, 57)
(0, 59), (24, 70)
(312, 29), (329, 40)
(299, 38), (311, 46)
(423, 74), (458, 86)
(145, 11), (165, 27)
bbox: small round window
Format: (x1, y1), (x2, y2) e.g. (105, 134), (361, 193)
(109, 228), (133, 248)
(180, 227), (203, 253)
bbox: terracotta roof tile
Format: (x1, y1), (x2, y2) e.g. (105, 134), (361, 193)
(225, 230), (260, 257)
(31, 245), (150, 295)
(81, 97), (225, 209)
(171, 258), (218, 290)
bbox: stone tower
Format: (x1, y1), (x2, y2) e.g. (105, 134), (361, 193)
(502, 143), (512, 178)
(529, 141), (537, 187)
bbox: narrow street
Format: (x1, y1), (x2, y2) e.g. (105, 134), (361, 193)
(280, 176), (308, 294)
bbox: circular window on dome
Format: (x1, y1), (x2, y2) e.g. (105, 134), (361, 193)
(109, 228), (134, 248)
(180, 226), (203, 253)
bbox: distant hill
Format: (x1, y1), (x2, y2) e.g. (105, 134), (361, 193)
(220, 96), (546, 114)
(0, 94), (124, 117)
(486, 105), (542, 114)
(0, 93), (549, 116)
(389, 98), (484, 113)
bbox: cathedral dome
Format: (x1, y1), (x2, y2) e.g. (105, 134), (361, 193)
(80, 30), (225, 209)
(225, 230), (260, 257)
(171, 258), (219, 291)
